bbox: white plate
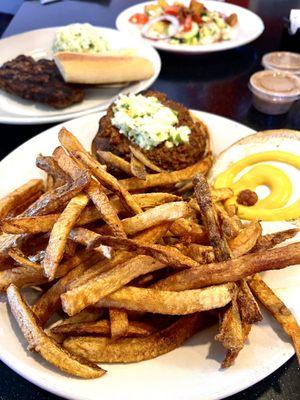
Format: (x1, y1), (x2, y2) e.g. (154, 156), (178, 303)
(0, 111), (299, 400)
(0, 27), (161, 124)
(116, 0), (264, 54)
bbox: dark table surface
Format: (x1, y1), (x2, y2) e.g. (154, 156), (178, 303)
(0, 0), (299, 399)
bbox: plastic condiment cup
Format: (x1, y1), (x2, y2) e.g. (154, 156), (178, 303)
(249, 70), (300, 115)
(262, 51), (300, 76)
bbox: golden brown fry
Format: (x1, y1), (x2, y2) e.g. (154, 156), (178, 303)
(2, 214), (61, 234)
(8, 248), (41, 270)
(253, 229), (299, 252)
(109, 308), (129, 339)
(215, 292), (244, 352)
(0, 249), (99, 292)
(36, 155), (70, 187)
(6, 191), (44, 219)
(130, 154), (147, 179)
(33, 252), (102, 326)
(69, 227), (112, 257)
(74, 150), (142, 215)
(237, 280), (262, 324)
(215, 203), (242, 240)
(95, 284), (234, 315)
(229, 221), (262, 258)
(97, 150), (132, 175)
(63, 313), (208, 363)
(61, 255), (165, 316)
(121, 201), (189, 235)
(169, 218), (207, 244)
(193, 174), (232, 261)
(0, 179), (43, 220)
(52, 319), (155, 337)
(153, 242), (300, 291)
(120, 155), (212, 191)
(129, 145), (163, 173)
(43, 194), (89, 280)
(249, 274), (300, 363)
(221, 323), (251, 368)
(7, 284), (105, 378)
(178, 243), (215, 263)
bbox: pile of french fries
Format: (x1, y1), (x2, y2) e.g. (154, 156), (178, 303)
(0, 127), (299, 379)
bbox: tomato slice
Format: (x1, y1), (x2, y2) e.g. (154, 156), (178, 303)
(183, 15), (193, 31)
(164, 5), (180, 16)
(129, 13), (149, 24)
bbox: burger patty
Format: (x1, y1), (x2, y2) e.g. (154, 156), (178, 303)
(0, 55), (84, 109)
(92, 91), (209, 171)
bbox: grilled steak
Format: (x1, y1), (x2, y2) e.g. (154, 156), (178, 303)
(0, 55), (84, 109)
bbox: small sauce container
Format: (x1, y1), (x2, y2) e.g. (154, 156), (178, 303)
(262, 51), (300, 76)
(249, 70), (300, 115)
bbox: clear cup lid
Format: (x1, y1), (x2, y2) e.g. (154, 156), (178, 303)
(262, 51), (300, 72)
(249, 70), (300, 99)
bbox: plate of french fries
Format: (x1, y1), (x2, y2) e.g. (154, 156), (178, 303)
(0, 111), (299, 400)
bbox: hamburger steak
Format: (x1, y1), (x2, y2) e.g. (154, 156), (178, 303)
(0, 55), (84, 109)
(92, 91), (209, 171)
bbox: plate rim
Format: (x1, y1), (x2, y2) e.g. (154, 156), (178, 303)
(0, 26), (161, 125)
(0, 110), (296, 400)
(115, 0), (265, 54)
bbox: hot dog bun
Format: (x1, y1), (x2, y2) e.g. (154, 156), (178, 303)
(54, 52), (155, 84)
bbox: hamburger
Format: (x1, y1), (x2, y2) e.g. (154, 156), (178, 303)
(92, 91), (210, 172)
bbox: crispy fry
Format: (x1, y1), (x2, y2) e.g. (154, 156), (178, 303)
(253, 229), (299, 252)
(179, 243), (215, 263)
(249, 274), (300, 363)
(215, 203), (242, 240)
(69, 227), (112, 257)
(237, 280), (262, 324)
(97, 150), (132, 175)
(74, 150), (143, 215)
(0, 179), (43, 220)
(130, 154), (147, 179)
(7, 284), (104, 378)
(0, 250), (99, 292)
(221, 323), (251, 368)
(109, 308), (129, 339)
(51, 319), (155, 337)
(121, 201), (190, 235)
(169, 218), (207, 244)
(63, 313), (208, 363)
(153, 242), (300, 291)
(95, 284), (234, 315)
(229, 221), (262, 257)
(2, 214), (61, 234)
(61, 255), (165, 316)
(43, 194), (89, 280)
(8, 248), (41, 270)
(194, 174), (232, 261)
(36, 155), (70, 187)
(33, 252), (102, 326)
(215, 292), (244, 352)
(120, 155), (212, 191)
(129, 145), (163, 173)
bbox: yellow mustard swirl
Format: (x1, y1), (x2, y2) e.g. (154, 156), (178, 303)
(214, 151), (300, 221)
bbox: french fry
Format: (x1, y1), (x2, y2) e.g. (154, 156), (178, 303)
(121, 201), (190, 235)
(215, 203), (242, 240)
(153, 242), (300, 291)
(69, 227), (112, 257)
(0, 249), (99, 291)
(130, 154), (147, 179)
(248, 274), (300, 363)
(43, 194), (89, 280)
(193, 174), (232, 261)
(8, 248), (41, 270)
(229, 221), (262, 257)
(63, 313), (209, 363)
(61, 255), (166, 316)
(120, 155), (212, 191)
(0, 179), (43, 220)
(109, 308), (129, 339)
(178, 243), (215, 263)
(237, 280), (262, 324)
(94, 284), (234, 315)
(221, 323), (251, 368)
(97, 150), (132, 175)
(51, 319), (155, 337)
(129, 145), (163, 173)
(253, 229), (299, 252)
(36, 155), (70, 187)
(7, 284), (105, 378)
(33, 252), (102, 326)
(169, 218), (207, 244)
